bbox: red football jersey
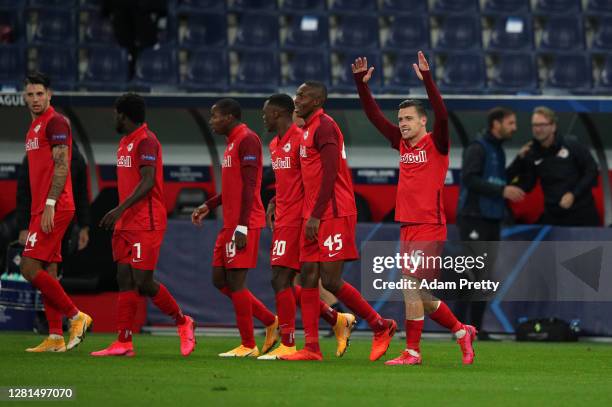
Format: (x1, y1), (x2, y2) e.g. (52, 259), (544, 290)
(299, 109), (356, 220)
(397, 133), (448, 224)
(25, 106), (74, 215)
(221, 123), (266, 229)
(269, 123), (303, 227)
(115, 123), (167, 231)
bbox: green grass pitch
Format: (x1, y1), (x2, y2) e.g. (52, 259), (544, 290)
(1, 332), (611, 406)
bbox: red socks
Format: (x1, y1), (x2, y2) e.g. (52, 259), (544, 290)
(275, 288), (296, 347)
(219, 286), (276, 327)
(42, 295), (63, 336)
(31, 270), (78, 318)
(231, 289), (256, 348)
(293, 285), (338, 326)
(429, 301), (462, 332)
(301, 287), (321, 353)
(152, 284), (186, 325)
(335, 283), (385, 332)
(405, 319), (424, 352)
(117, 290), (140, 343)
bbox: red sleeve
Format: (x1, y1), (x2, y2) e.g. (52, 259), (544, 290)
(205, 194), (222, 210)
(311, 122), (340, 218)
(314, 118), (338, 150)
(422, 70), (449, 155)
(238, 134), (262, 225)
(135, 137), (159, 167)
(46, 115), (71, 146)
(353, 71), (401, 150)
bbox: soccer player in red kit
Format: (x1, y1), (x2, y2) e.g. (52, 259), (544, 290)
(19, 72), (92, 352)
(352, 51), (477, 365)
(258, 94), (356, 360)
(91, 93), (196, 357)
(192, 98), (278, 358)
(281, 82), (397, 362)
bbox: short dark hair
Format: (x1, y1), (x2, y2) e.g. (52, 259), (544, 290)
(266, 94), (295, 115)
(24, 72), (50, 89)
(398, 99), (426, 117)
(488, 107), (515, 130)
(214, 98), (242, 120)
(115, 93), (146, 124)
(303, 80), (328, 102)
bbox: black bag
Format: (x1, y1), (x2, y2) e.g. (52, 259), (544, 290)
(515, 318), (579, 342)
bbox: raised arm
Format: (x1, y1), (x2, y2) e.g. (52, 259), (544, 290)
(352, 57), (401, 150)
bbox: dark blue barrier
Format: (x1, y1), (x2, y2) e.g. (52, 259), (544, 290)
(149, 220), (612, 336)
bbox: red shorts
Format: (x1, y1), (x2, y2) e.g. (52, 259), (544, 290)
(300, 215), (359, 263)
(213, 228), (262, 269)
(23, 210), (74, 263)
(112, 229), (165, 270)
(400, 224), (446, 280)
(271, 225), (301, 270)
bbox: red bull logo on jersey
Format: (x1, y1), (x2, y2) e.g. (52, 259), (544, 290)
(222, 155), (232, 168)
(399, 150), (427, 164)
(272, 157), (291, 170)
(117, 155), (132, 167)
(25, 137), (39, 151)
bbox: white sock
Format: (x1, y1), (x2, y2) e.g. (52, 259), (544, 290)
(69, 312), (80, 321)
(455, 328), (466, 339)
(49, 334), (62, 340)
(406, 348), (420, 357)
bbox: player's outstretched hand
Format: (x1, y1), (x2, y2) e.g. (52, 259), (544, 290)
(234, 231), (247, 250)
(99, 206), (123, 230)
(305, 216), (320, 241)
(412, 50), (429, 81)
(351, 57), (374, 83)
(41, 205), (55, 233)
(191, 203), (209, 226)
(266, 201), (275, 230)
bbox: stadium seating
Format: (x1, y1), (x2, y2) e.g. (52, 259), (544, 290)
(0, 44), (24, 90)
(29, 8), (76, 44)
(533, 0), (582, 14)
(281, 0), (327, 12)
(233, 13), (278, 48)
(381, 0), (428, 15)
(432, 0), (480, 14)
(31, 45), (78, 90)
(182, 49), (229, 92)
(80, 46), (129, 91)
(181, 12), (227, 48)
(539, 16), (584, 52)
(487, 15), (533, 51)
(283, 14), (329, 49)
(488, 52), (539, 94)
(482, 0), (531, 14)
(133, 46), (179, 91)
(383, 51), (434, 94)
(329, 0), (378, 13)
(434, 15), (482, 51)
(331, 51), (381, 93)
(82, 12), (116, 45)
(0, 7), (22, 43)
(284, 50), (330, 87)
(586, 0), (612, 14)
(230, 0), (278, 11)
(595, 54), (612, 93)
(383, 15), (430, 51)
(175, 0), (226, 13)
(439, 52), (487, 93)
(543, 53), (592, 93)
(233, 50), (279, 92)
(332, 15), (379, 50)
(591, 17), (612, 52)
(28, 0), (77, 7)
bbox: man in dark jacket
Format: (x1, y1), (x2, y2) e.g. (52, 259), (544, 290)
(456, 107), (525, 340)
(508, 106), (600, 226)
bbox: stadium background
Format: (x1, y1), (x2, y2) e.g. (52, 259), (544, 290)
(1, 0), (612, 338)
